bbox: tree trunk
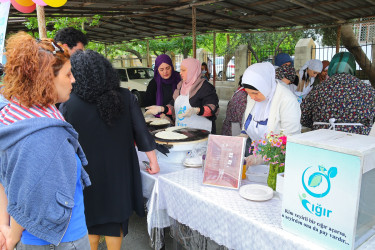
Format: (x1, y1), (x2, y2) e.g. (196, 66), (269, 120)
(341, 24), (375, 87)
(182, 38), (189, 58)
(125, 49), (143, 63)
(273, 33), (288, 64)
(222, 53), (233, 81)
(247, 43), (260, 63)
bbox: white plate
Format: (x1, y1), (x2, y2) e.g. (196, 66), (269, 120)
(183, 162), (202, 168)
(239, 184), (273, 201)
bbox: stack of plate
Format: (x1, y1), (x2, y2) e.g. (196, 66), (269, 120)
(239, 184), (273, 201)
(183, 155), (203, 168)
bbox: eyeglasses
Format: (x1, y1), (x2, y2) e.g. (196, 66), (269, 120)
(51, 41), (64, 54)
(36, 39), (65, 55)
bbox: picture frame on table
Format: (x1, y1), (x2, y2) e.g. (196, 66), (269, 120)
(202, 134), (246, 189)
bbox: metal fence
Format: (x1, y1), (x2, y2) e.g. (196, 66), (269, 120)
(312, 42), (374, 80)
(249, 48), (295, 65)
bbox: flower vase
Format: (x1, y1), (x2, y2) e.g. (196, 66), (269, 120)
(267, 163), (285, 191)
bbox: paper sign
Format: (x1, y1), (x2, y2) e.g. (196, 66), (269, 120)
(203, 134), (246, 189)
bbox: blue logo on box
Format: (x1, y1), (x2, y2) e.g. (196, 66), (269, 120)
(299, 165), (337, 217)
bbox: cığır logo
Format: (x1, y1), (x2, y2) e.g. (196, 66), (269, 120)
(299, 165), (337, 218)
(177, 106), (186, 121)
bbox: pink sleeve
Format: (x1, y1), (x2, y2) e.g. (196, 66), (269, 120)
(166, 106), (172, 116)
(202, 106), (212, 117)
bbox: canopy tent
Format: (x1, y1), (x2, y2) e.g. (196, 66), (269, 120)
(5, 0), (375, 43)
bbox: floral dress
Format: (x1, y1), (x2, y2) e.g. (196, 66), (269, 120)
(301, 73), (375, 135)
(222, 88), (247, 136)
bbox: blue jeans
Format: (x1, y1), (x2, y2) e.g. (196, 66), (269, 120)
(16, 234), (90, 250)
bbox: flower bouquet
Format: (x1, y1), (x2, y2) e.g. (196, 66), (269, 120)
(250, 131), (287, 190)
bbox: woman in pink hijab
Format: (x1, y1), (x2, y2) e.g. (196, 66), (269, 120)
(145, 58), (219, 133)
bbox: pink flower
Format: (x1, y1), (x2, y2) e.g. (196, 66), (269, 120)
(279, 136), (287, 145)
(280, 163), (285, 167)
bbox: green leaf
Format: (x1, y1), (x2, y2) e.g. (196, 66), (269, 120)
(308, 174), (322, 187)
(318, 165), (327, 172)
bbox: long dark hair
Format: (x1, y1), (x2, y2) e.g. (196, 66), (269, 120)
(71, 50), (124, 125)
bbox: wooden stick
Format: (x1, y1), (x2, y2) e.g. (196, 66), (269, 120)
(36, 5), (47, 39)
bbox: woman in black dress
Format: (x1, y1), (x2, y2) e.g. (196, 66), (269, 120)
(60, 50), (159, 250)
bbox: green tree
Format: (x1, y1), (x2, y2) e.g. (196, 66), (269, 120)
(24, 15), (101, 39)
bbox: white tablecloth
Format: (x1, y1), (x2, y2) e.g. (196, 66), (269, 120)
(138, 150), (185, 199)
(147, 168), (375, 250)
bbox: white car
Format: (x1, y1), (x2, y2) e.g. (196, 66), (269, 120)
(115, 67), (154, 92)
(209, 57), (235, 79)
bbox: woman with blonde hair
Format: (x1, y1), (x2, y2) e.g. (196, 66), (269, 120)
(0, 32), (90, 249)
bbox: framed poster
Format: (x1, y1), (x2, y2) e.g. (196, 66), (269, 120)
(203, 134), (246, 189)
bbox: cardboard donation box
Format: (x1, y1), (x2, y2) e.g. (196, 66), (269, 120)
(281, 129), (375, 250)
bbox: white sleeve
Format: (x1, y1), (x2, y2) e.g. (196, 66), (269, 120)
(279, 94), (301, 136)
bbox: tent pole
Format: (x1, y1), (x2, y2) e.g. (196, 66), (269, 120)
(36, 5), (47, 39)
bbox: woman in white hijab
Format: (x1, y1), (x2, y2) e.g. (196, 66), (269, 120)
(240, 62), (301, 166)
(293, 59), (323, 102)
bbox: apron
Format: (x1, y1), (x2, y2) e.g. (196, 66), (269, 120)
(244, 113), (268, 142)
(174, 94), (212, 132)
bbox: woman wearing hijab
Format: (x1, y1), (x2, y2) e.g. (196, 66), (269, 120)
(313, 60), (330, 86)
(240, 62), (301, 166)
(222, 75), (247, 136)
(274, 53), (293, 68)
(301, 52), (375, 135)
(143, 54), (181, 108)
(294, 59), (323, 102)
(145, 58), (219, 133)
(275, 63), (297, 92)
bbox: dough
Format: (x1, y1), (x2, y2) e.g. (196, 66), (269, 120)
(145, 117), (159, 123)
(155, 131), (188, 140)
(150, 119), (170, 125)
(165, 126), (182, 132)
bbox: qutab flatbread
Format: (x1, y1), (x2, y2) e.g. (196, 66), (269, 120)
(150, 119), (170, 126)
(155, 131), (188, 140)
(165, 126), (182, 132)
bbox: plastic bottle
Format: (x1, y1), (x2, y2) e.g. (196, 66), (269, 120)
(242, 159), (247, 179)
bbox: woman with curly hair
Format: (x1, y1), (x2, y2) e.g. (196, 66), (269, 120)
(60, 50), (159, 250)
(0, 32), (91, 249)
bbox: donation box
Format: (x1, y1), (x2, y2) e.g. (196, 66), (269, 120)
(281, 129), (375, 250)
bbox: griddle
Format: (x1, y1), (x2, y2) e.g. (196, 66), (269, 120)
(151, 127), (210, 145)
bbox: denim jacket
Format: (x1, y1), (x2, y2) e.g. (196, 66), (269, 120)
(0, 118), (91, 245)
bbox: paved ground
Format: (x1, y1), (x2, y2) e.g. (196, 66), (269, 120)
(98, 213), (174, 250)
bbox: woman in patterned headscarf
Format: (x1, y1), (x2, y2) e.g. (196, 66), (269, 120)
(275, 64), (297, 94)
(301, 52), (375, 135)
